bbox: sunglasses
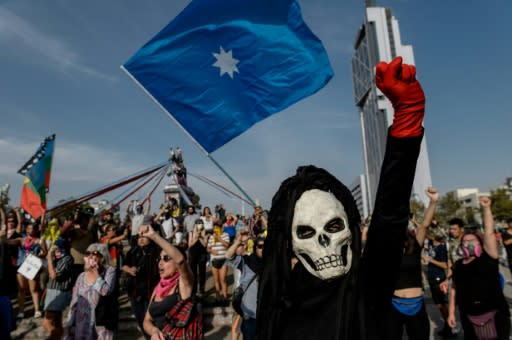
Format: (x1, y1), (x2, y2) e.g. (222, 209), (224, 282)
(158, 255), (172, 262)
(85, 250), (103, 257)
(256, 244), (264, 249)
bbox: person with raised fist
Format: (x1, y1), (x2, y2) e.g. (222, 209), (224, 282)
(257, 57), (427, 339)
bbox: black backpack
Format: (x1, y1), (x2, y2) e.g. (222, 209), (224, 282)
(231, 273), (257, 316)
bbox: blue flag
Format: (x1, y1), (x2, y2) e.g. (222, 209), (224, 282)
(123, 0), (333, 153)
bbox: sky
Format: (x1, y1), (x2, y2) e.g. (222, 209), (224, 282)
(0, 0), (511, 216)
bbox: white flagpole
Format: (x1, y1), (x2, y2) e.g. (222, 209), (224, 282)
(121, 65), (256, 207)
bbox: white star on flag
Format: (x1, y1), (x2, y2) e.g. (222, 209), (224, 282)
(212, 46), (239, 79)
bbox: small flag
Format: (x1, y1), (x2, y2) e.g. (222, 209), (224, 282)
(18, 134), (55, 220)
(123, 0), (333, 153)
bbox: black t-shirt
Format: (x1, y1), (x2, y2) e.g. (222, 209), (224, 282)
(124, 245), (160, 299)
(149, 293), (179, 329)
(452, 252), (507, 315)
(427, 243), (447, 280)
(395, 240), (423, 290)
(0, 241), (17, 296)
(7, 231), (21, 266)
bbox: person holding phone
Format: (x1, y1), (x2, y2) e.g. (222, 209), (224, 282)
(207, 222), (230, 302)
(64, 243), (116, 340)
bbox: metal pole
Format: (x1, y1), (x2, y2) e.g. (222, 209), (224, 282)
(121, 65), (256, 208)
(207, 154), (256, 207)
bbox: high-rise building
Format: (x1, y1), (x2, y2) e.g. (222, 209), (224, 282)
(349, 174), (369, 220)
(352, 2), (432, 214)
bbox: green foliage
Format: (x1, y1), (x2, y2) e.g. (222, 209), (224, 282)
(191, 193), (200, 206)
(464, 206), (477, 226)
(0, 187), (10, 210)
(0, 196), (9, 210)
(436, 192), (463, 226)
(410, 198), (425, 221)
(490, 188), (512, 222)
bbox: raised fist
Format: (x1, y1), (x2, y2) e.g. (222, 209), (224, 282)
(376, 57), (425, 138)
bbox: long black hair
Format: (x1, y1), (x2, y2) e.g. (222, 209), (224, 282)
(256, 165), (361, 339)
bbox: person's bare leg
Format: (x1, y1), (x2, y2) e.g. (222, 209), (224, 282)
(16, 274), (27, 315)
(28, 278), (41, 313)
(212, 267), (221, 296)
(219, 265), (228, 299)
(231, 314), (241, 340)
(43, 311), (55, 338)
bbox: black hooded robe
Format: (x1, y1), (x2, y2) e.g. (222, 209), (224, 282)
(257, 131), (423, 340)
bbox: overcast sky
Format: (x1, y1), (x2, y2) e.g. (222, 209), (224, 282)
(1, 0), (510, 216)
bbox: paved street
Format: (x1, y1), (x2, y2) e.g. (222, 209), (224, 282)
(9, 264), (512, 339)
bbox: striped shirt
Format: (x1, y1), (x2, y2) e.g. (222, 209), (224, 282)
(207, 233), (230, 261)
(47, 255), (74, 291)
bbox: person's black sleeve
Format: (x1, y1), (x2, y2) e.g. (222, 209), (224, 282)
(362, 131), (423, 320)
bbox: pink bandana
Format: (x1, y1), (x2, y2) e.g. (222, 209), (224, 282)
(155, 272), (180, 298)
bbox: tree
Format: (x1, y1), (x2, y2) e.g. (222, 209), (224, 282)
(410, 197), (425, 222)
(464, 206), (477, 226)
(437, 192), (463, 225)
(490, 188), (512, 222)
(191, 193), (201, 207)
(0, 184), (11, 210)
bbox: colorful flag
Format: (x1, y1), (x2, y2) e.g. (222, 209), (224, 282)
(18, 134), (55, 220)
(123, 0), (333, 153)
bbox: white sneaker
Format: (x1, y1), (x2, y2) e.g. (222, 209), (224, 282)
(34, 311), (42, 318)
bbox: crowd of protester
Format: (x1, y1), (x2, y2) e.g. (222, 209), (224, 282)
(1, 190), (511, 339)
(0, 198), (268, 340)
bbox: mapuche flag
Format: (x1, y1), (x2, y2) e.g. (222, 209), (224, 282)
(18, 134), (55, 220)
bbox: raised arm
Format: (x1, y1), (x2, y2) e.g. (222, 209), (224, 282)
(225, 230), (248, 259)
(479, 196), (498, 259)
(14, 208), (22, 233)
(415, 187), (440, 245)
(153, 206), (166, 224)
(139, 224), (194, 298)
(363, 56), (425, 314)
(108, 228), (129, 245)
(92, 266), (116, 296)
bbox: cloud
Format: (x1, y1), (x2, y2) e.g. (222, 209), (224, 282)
(0, 7), (116, 82)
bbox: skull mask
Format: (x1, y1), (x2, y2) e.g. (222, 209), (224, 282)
(292, 189), (352, 280)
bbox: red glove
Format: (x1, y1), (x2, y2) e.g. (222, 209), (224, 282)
(376, 57), (425, 138)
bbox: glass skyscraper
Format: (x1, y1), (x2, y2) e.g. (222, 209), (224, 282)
(352, 3), (432, 216)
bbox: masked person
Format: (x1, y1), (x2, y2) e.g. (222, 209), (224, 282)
(257, 57), (426, 339)
(448, 196), (510, 339)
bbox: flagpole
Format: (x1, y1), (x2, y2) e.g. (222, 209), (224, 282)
(206, 154), (255, 206)
(121, 65), (256, 208)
